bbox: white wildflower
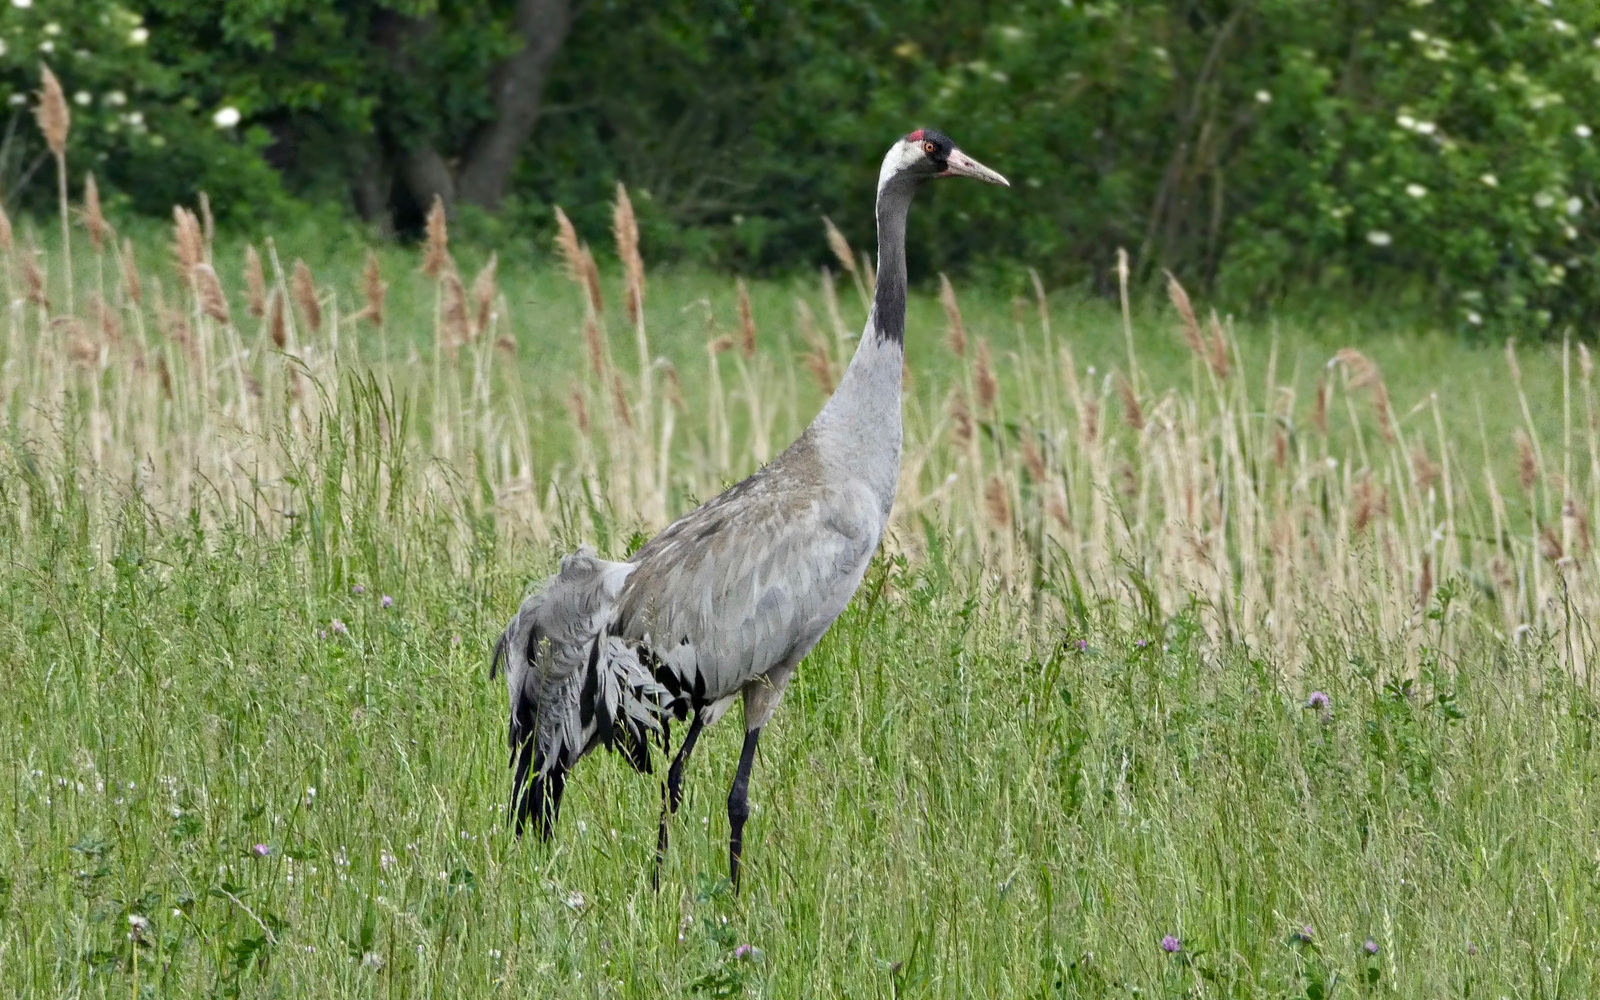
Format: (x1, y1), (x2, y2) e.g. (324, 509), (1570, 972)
(11, 0), (33, 9)
(1480, 173), (1498, 187)
(1414, 121), (1436, 135)
(1255, 90), (1272, 104)
(1552, 19), (1571, 34)
(212, 106), (241, 128)
(1466, 311), (1483, 326)
(1535, 192), (1556, 209)
(1397, 114), (1417, 130)
(565, 890), (586, 911)
(1367, 231), (1393, 247)
(39, 40), (54, 53)
(74, 91), (91, 107)
(129, 26), (149, 44)
(1568, 197), (1584, 217)
(1406, 183), (1428, 199)
(1577, 124), (1593, 139)
(43, 21), (60, 34)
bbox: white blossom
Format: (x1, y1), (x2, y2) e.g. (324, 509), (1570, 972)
(11, 0), (33, 9)
(1480, 173), (1499, 188)
(1577, 124), (1593, 139)
(1406, 183), (1427, 199)
(1535, 192), (1556, 209)
(43, 21), (59, 34)
(1466, 311), (1483, 326)
(73, 91), (91, 107)
(129, 26), (149, 44)
(1397, 114), (1417, 130)
(212, 106), (241, 128)
(1551, 19), (1571, 34)
(1367, 231), (1393, 247)
(1255, 90), (1272, 104)
(104, 91), (126, 106)
(1414, 121), (1436, 135)
(38, 40), (54, 53)
(1567, 197), (1583, 217)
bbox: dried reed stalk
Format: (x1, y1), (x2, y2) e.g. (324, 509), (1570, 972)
(984, 476), (1012, 531)
(1116, 375), (1144, 431)
(0, 202), (13, 255)
(583, 315), (607, 378)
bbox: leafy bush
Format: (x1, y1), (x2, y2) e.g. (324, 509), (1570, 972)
(4, 0), (1597, 332)
(0, 0), (289, 221)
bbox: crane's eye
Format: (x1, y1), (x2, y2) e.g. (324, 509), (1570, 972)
(922, 141), (936, 155)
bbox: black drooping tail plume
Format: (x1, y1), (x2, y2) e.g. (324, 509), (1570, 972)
(491, 547), (685, 837)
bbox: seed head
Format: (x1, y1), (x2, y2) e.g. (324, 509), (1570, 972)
(82, 173), (108, 252)
(422, 196), (451, 279)
(939, 273), (966, 357)
(243, 244), (266, 318)
(35, 63), (70, 157)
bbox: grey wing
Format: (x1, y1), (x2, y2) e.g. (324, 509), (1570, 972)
(612, 479), (883, 704)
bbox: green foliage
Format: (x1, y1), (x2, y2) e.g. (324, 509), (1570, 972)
(0, 0), (290, 221)
(4, 0), (1599, 330)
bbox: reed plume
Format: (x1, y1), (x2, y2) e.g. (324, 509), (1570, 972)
(939, 273), (966, 358)
(243, 245), (267, 318)
(1116, 375), (1144, 431)
(356, 249), (385, 327)
(193, 264), (230, 324)
(82, 174), (109, 253)
(472, 252), (498, 337)
(267, 291), (287, 349)
(0, 202), (13, 254)
(422, 196), (451, 278)
(1165, 272), (1205, 360)
(984, 476), (1012, 532)
(613, 183), (645, 323)
(737, 279), (757, 360)
(974, 339), (998, 413)
(37, 64), (72, 304)
(292, 259), (321, 333)
(172, 208), (203, 274)
(823, 216), (856, 277)
(441, 269), (470, 349)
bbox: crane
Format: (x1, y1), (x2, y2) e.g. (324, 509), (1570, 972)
(492, 129), (1007, 890)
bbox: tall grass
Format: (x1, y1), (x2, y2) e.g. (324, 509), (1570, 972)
(4, 94), (1600, 996)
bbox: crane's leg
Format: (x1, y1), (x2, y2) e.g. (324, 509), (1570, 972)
(654, 709), (706, 890)
(727, 726), (762, 892)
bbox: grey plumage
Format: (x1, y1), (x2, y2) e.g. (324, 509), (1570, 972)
(492, 128), (1007, 886)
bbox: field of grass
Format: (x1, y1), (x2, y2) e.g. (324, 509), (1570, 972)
(4, 180), (1600, 998)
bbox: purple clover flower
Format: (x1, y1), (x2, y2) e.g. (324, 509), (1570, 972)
(1306, 691), (1330, 712)
(1364, 938), (1379, 955)
(1160, 935), (1181, 953)
(252, 843), (270, 857)
(381, 595), (394, 609)
(352, 584), (365, 595)
(331, 619), (348, 635)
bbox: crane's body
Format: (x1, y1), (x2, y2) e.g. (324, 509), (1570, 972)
(492, 129), (1006, 888)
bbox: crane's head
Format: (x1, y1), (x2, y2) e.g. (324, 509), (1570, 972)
(878, 129), (1009, 194)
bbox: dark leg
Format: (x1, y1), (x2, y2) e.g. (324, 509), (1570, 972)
(655, 710), (706, 889)
(727, 727), (762, 893)
(516, 765), (566, 841)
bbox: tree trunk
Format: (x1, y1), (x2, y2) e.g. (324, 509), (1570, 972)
(455, 0), (572, 210)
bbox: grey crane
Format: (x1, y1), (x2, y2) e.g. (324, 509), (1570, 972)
(492, 129), (1007, 889)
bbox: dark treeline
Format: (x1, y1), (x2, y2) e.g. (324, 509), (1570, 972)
(1, 0), (1596, 329)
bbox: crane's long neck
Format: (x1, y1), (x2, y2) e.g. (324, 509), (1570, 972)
(804, 175), (917, 513)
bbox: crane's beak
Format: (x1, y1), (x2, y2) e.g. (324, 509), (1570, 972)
(941, 148), (1009, 186)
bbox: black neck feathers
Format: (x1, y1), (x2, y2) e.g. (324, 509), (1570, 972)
(870, 177), (917, 346)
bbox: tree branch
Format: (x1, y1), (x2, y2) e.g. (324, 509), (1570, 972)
(456, 0), (572, 210)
